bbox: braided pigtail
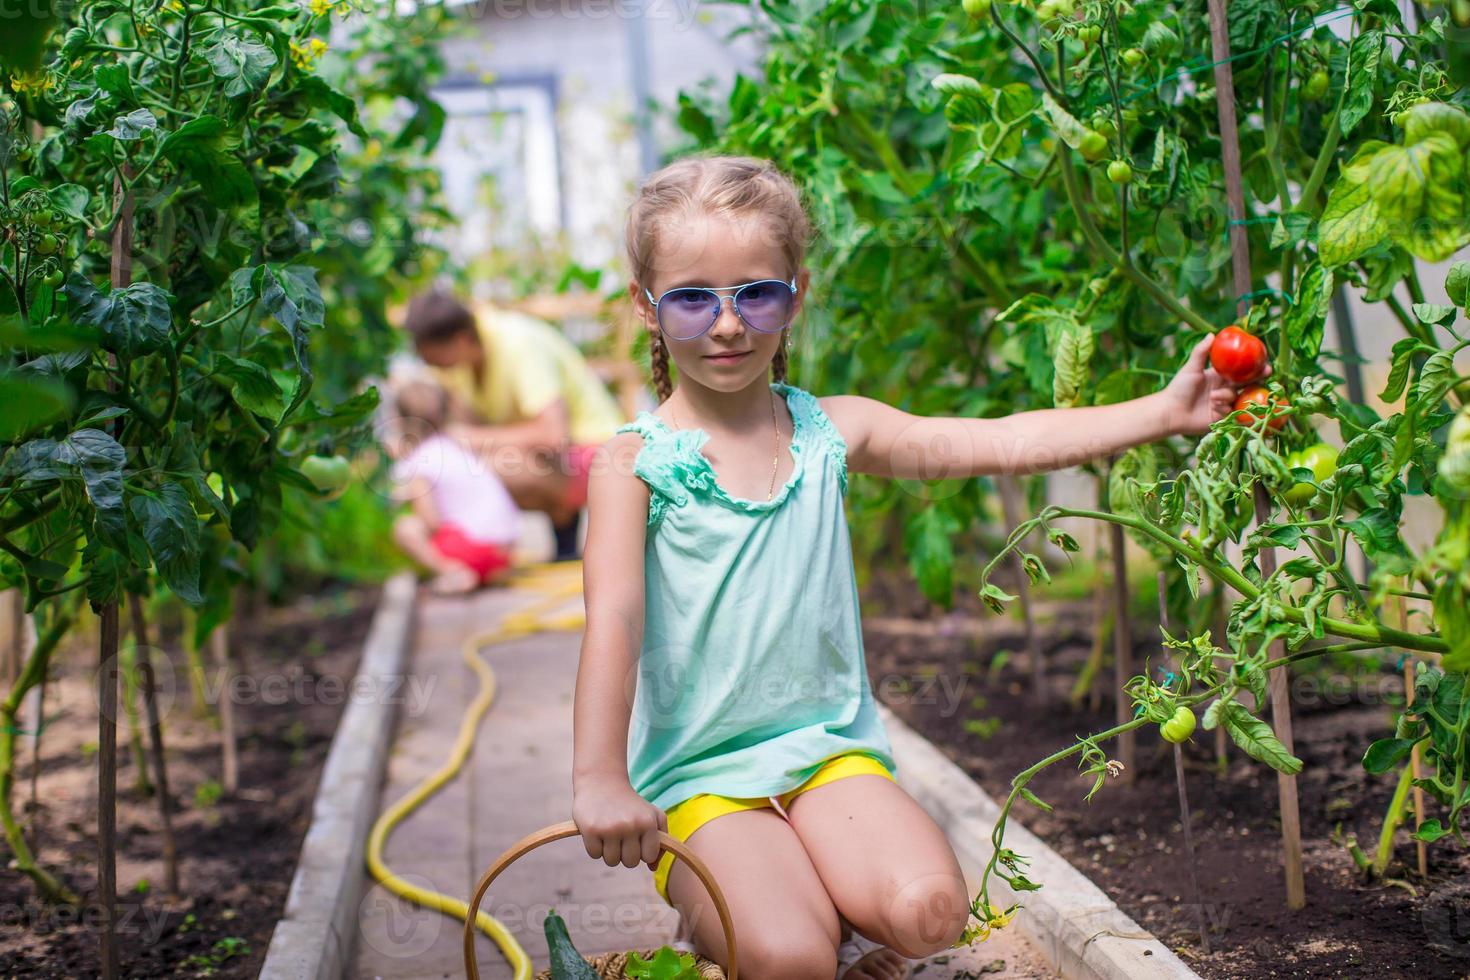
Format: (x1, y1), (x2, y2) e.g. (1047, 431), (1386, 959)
(771, 328), (790, 385)
(650, 332), (674, 403)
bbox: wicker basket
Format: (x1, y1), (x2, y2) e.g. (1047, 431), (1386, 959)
(464, 819), (737, 980)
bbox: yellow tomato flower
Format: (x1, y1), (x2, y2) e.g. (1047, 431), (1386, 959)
(289, 37), (329, 69)
(10, 70), (53, 96)
(951, 902), (1018, 948)
(310, 0), (334, 16)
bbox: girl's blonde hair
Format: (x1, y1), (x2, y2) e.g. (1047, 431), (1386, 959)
(625, 155), (813, 402)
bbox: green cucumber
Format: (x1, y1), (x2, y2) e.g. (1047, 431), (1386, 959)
(544, 908), (599, 980)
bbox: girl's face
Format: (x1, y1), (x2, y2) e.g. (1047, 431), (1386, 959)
(631, 210), (809, 394)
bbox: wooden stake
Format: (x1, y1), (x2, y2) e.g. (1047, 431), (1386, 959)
(98, 604), (121, 980)
(1206, 0), (1306, 907)
(998, 475), (1046, 703)
(129, 596), (178, 895)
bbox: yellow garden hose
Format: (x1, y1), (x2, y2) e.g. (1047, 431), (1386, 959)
(365, 560), (589, 979)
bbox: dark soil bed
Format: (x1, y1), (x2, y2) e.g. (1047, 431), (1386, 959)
(863, 571), (1470, 979)
(0, 585), (379, 978)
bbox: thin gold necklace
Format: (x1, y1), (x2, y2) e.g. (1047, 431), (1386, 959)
(668, 391), (782, 500)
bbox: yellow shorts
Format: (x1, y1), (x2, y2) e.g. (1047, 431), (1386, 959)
(652, 751), (895, 906)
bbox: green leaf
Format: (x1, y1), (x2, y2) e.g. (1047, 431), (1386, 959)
(1051, 323), (1093, 408)
(63, 274), (173, 357)
(161, 116), (258, 212)
(1038, 92), (1094, 155)
(213, 353), (285, 422)
(1403, 101), (1470, 149)
(1380, 338), (1422, 402)
(53, 428), (127, 545)
(1447, 261), (1470, 306)
(205, 33), (278, 98)
(106, 108), (157, 141)
(1362, 737), (1416, 774)
(129, 484), (202, 605)
(1341, 30), (1383, 137)
(1316, 170), (1383, 267)
(1284, 262), (1331, 360)
(1413, 302), (1456, 326)
(1412, 819), (1450, 843)
(1219, 700), (1303, 774)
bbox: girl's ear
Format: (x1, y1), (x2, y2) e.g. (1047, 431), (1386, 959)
(629, 279), (657, 326)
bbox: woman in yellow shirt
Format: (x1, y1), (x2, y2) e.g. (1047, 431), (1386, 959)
(402, 291), (625, 560)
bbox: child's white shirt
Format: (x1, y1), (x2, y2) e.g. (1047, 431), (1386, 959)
(389, 433), (519, 545)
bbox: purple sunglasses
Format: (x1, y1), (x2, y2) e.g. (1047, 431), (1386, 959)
(643, 278), (798, 341)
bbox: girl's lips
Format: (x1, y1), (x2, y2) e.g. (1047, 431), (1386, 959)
(704, 350), (752, 362)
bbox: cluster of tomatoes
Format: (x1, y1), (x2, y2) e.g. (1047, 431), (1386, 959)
(1210, 325), (1337, 507)
(2, 189), (72, 291)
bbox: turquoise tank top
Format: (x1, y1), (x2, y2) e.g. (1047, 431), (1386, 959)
(615, 381), (898, 813)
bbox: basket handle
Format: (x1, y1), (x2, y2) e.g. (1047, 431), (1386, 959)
(463, 819), (739, 980)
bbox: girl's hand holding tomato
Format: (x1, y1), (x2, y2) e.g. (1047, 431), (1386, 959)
(1161, 333), (1266, 435)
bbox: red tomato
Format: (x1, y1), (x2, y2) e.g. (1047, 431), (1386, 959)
(1209, 325), (1268, 384)
(1233, 386), (1287, 431)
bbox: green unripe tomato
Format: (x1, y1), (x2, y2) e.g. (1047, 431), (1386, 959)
(1077, 130), (1109, 162)
(40, 267), (63, 289)
(1077, 23), (1101, 43)
(1121, 47), (1146, 68)
(1107, 159), (1133, 184)
(1037, 0), (1062, 21)
(1302, 70), (1329, 102)
(1160, 706), (1196, 743)
(34, 233), (59, 255)
(1090, 113), (1116, 139)
(962, 0), (992, 19)
(301, 453), (351, 493)
(1283, 442), (1338, 505)
(31, 209), (54, 229)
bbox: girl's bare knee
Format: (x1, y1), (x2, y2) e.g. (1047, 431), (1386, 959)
(876, 871), (970, 958)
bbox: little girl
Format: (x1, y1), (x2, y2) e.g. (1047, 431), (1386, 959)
(387, 378), (520, 593)
(571, 156), (1239, 978)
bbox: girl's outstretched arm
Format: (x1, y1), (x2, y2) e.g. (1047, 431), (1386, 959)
(571, 433), (669, 871)
(825, 334), (1242, 479)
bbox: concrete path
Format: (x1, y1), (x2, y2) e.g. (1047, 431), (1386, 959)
(351, 551), (1053, 978)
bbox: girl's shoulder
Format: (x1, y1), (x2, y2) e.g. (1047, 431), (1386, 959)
(775, 383), (850, 490)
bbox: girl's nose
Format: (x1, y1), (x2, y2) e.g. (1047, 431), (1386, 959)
(709, 296), (744, 339)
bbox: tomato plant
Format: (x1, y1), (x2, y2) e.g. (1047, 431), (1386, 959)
(0, 0), (452, 966)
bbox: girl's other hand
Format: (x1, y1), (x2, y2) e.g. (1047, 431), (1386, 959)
(571, 772), (668, 871)
(1161, 332), (1269, 435)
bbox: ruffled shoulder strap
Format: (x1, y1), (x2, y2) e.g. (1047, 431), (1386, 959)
(614, 412), (701, 528)
(776, 383), (849, 495)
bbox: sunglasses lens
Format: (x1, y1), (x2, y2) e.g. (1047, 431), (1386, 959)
(736, 281), (793, 332)
(658, 288), (718, 340)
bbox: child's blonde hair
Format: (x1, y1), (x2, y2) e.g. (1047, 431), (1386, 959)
(625, 155), (813, 402)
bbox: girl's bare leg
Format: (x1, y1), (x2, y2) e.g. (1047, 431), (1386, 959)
(784, 775), (969, 959)
(664, 806), (842, 978)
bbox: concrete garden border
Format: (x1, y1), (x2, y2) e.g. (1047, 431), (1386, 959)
(878, 704), (1202, 980)
(260, 572), (418, 980)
